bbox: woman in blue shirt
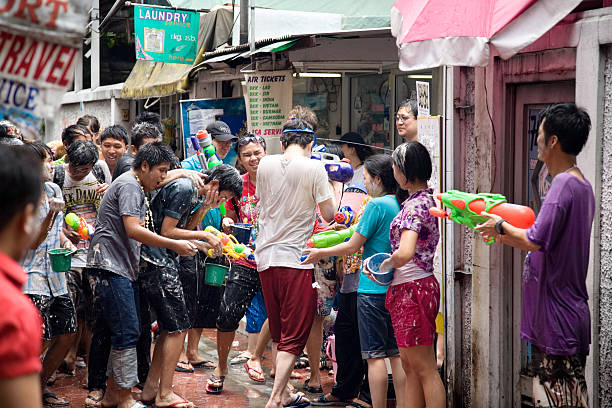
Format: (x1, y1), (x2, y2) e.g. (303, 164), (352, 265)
(303, 154), (406, 408)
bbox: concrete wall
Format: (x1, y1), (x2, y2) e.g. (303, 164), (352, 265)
(599, 44), (612, 407)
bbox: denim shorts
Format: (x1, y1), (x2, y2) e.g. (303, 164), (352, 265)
(357, 292), (399, 359)
(139, 262), (190, 333)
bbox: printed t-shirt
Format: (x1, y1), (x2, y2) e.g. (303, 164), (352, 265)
(355, 194), (400, 294)
(225, 172), (258, 268)
(86, 171), (145, 281)
(255, 155), (332, 272)
(523, 172), (595, 355)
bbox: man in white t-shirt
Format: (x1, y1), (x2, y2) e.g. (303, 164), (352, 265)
(255, 119), (335, 408)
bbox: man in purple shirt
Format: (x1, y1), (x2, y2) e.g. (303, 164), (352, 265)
(477, 103), (594, 407)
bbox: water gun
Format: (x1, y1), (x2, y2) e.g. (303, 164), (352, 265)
(204, 226), (255, 261)
(190, 130), (225, 215)
(306, 225), (356, 248)
(334, 206), (355, 227)
(65, 212), (93, 240)
(430, 190), (536, 245)
(311, 146), (353, 183)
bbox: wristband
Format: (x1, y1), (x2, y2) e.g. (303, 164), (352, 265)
(495, 219), (507, 235)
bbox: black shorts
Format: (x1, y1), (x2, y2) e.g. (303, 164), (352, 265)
(139, 262), (190, 334)
(178, 254), (224, 329)
(216, 263), (261, 332)
(28, 294), (77, 341)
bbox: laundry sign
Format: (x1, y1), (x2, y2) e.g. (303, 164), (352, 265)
(134, 5), (200, 65)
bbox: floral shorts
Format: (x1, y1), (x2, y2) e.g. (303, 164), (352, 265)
(532, 349), (588, 408)
(385, 275), (440, 348)
(314, 257), (337, 317)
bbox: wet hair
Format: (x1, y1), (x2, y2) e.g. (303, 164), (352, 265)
(23, 140), (52, 161)
(280, 119), (315, 149)
(61, 124), (91, 147)
(538, 103), (591, 156)
(76, 115), (100, 135)
(287, 105), (318, 132)
(364, 154), (398, 195)
(398, 99), (418, 118)
(131, 122), (162, 150)
(100, 125), (129, 145)
(132, 141), (176, 170)
(134, 111), (163, 135)
(392, 141), (432, 183)
(0, 145), (43, 232)
(235, 133), (267, 156)
(67, 140), (99, 167)
(202, 164), (243, 199)
(323, 143), (343, 159)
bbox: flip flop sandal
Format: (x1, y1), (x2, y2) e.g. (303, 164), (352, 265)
(230, 352), (252, 365)
(153, 398), (194, 407)
(348, 399), (372, 408)
(303, 378), (323, 394)
(284, 394), (310, 408)
(85, 390), (104, 408)
(42, 392), (70, 407)
(175, 361), (194, 373)
(190, 360), (216, 369)
(244, 362), (265, 383)
(205, 374), (225, 394)
(310, 394), (350, 406)
(294, 355), (309, 369)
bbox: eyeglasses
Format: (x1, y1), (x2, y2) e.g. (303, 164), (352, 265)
(395, 115), (414, 123)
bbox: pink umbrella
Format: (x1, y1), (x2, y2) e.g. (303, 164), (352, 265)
(391, 0), (582, 71)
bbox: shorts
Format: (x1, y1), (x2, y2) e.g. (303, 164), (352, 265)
(178, 254), (223, 329)
(385, 275), (440, 348)
(216, 263), (261, 332)
(314, 257), (337, 317)
(532, 348), (588, 407)
(66, 268), (84, 319)
(259, 266), (317, 356)
(356, 292), (398, 359)
(139, 262), (190, 334)
(28, 294), (77, 341)
(245, 291), (267, 333)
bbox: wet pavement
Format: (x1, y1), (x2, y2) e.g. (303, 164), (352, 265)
(53, 329), (337, 407)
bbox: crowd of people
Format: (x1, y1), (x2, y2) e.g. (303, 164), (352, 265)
(0, 100), (595, 408)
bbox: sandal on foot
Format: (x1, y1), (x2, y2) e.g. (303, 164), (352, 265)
(294, 355), (309, 369)
(303, 378), (323, 394)
(348, 399), (372, 408)
(310, 394), (350, 406)
(175, 361), (194, 373)
(190, 360), (215, 369)
(205, 374), (225, 394)
(230, 351), (252, 365)
(42, 392), (70, 407)
(284, 394), (310, 408)
(153, 398), (194, 407)
(244, 361), (265, 382)
(85, 390), (104, 408)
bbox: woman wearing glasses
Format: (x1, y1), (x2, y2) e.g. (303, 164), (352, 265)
(206, 133), (267, 394)
(396, 99), (418, 143)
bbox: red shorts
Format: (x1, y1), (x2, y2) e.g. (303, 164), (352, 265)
(385, 275), (440, 348)
(259, 267), (317, 356)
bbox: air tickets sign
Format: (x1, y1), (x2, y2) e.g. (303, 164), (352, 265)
(0, 0), (91, 137)
(134, 5), (199, 65)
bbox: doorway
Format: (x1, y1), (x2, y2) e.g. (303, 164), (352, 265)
(509, 80), (575, 407)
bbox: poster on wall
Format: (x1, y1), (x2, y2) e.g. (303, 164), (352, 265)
(0, 0), (91, 138)
(244, 70), (293, 154)
(416, 81), (430, 117)
(179, 97), (247, 165)
(134, 5), (199, 64)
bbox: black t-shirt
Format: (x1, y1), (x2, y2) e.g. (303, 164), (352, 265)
(113, 152), (134, 181)
(140, 178), (198, 268)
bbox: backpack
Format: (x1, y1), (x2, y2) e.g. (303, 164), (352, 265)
(53, 162), (107, 189)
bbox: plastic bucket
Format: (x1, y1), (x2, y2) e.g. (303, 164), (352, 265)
(205, 264), (229, 286)
(364, 253), (394, 286)
(231, 223), (253, 245)
(47, 248), (75, 272)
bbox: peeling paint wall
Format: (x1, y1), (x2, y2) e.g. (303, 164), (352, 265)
(599, 44), (612, 407)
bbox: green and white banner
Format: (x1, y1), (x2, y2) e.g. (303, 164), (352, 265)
(134, 5), (199, 65)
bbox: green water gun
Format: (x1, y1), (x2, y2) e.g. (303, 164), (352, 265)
(192, 130), (226, 216)
(306, 225), (357, 248)
(430, 190), (536, 244)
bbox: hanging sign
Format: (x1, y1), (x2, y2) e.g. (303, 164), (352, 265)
(0, 0), (91, 137)
(134, 5), (200, 65)
(243, 70), (293, 152)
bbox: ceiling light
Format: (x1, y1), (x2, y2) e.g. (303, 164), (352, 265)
(293, 73), (341, 78)
(407, 74), (432, 79)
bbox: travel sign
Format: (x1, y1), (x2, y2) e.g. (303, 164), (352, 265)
(134, 5), (200, 65)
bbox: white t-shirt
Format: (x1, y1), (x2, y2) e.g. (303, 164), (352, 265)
(255, 155), (333, 271)
(62, 171), (102, 267)
(345, 164), (365, 191)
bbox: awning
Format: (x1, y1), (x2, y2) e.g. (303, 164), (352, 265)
(390, 0), (583, 71)
(121, 6), (234, 99)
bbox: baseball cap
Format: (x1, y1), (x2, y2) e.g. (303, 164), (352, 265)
(206, 121), (237, 142)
